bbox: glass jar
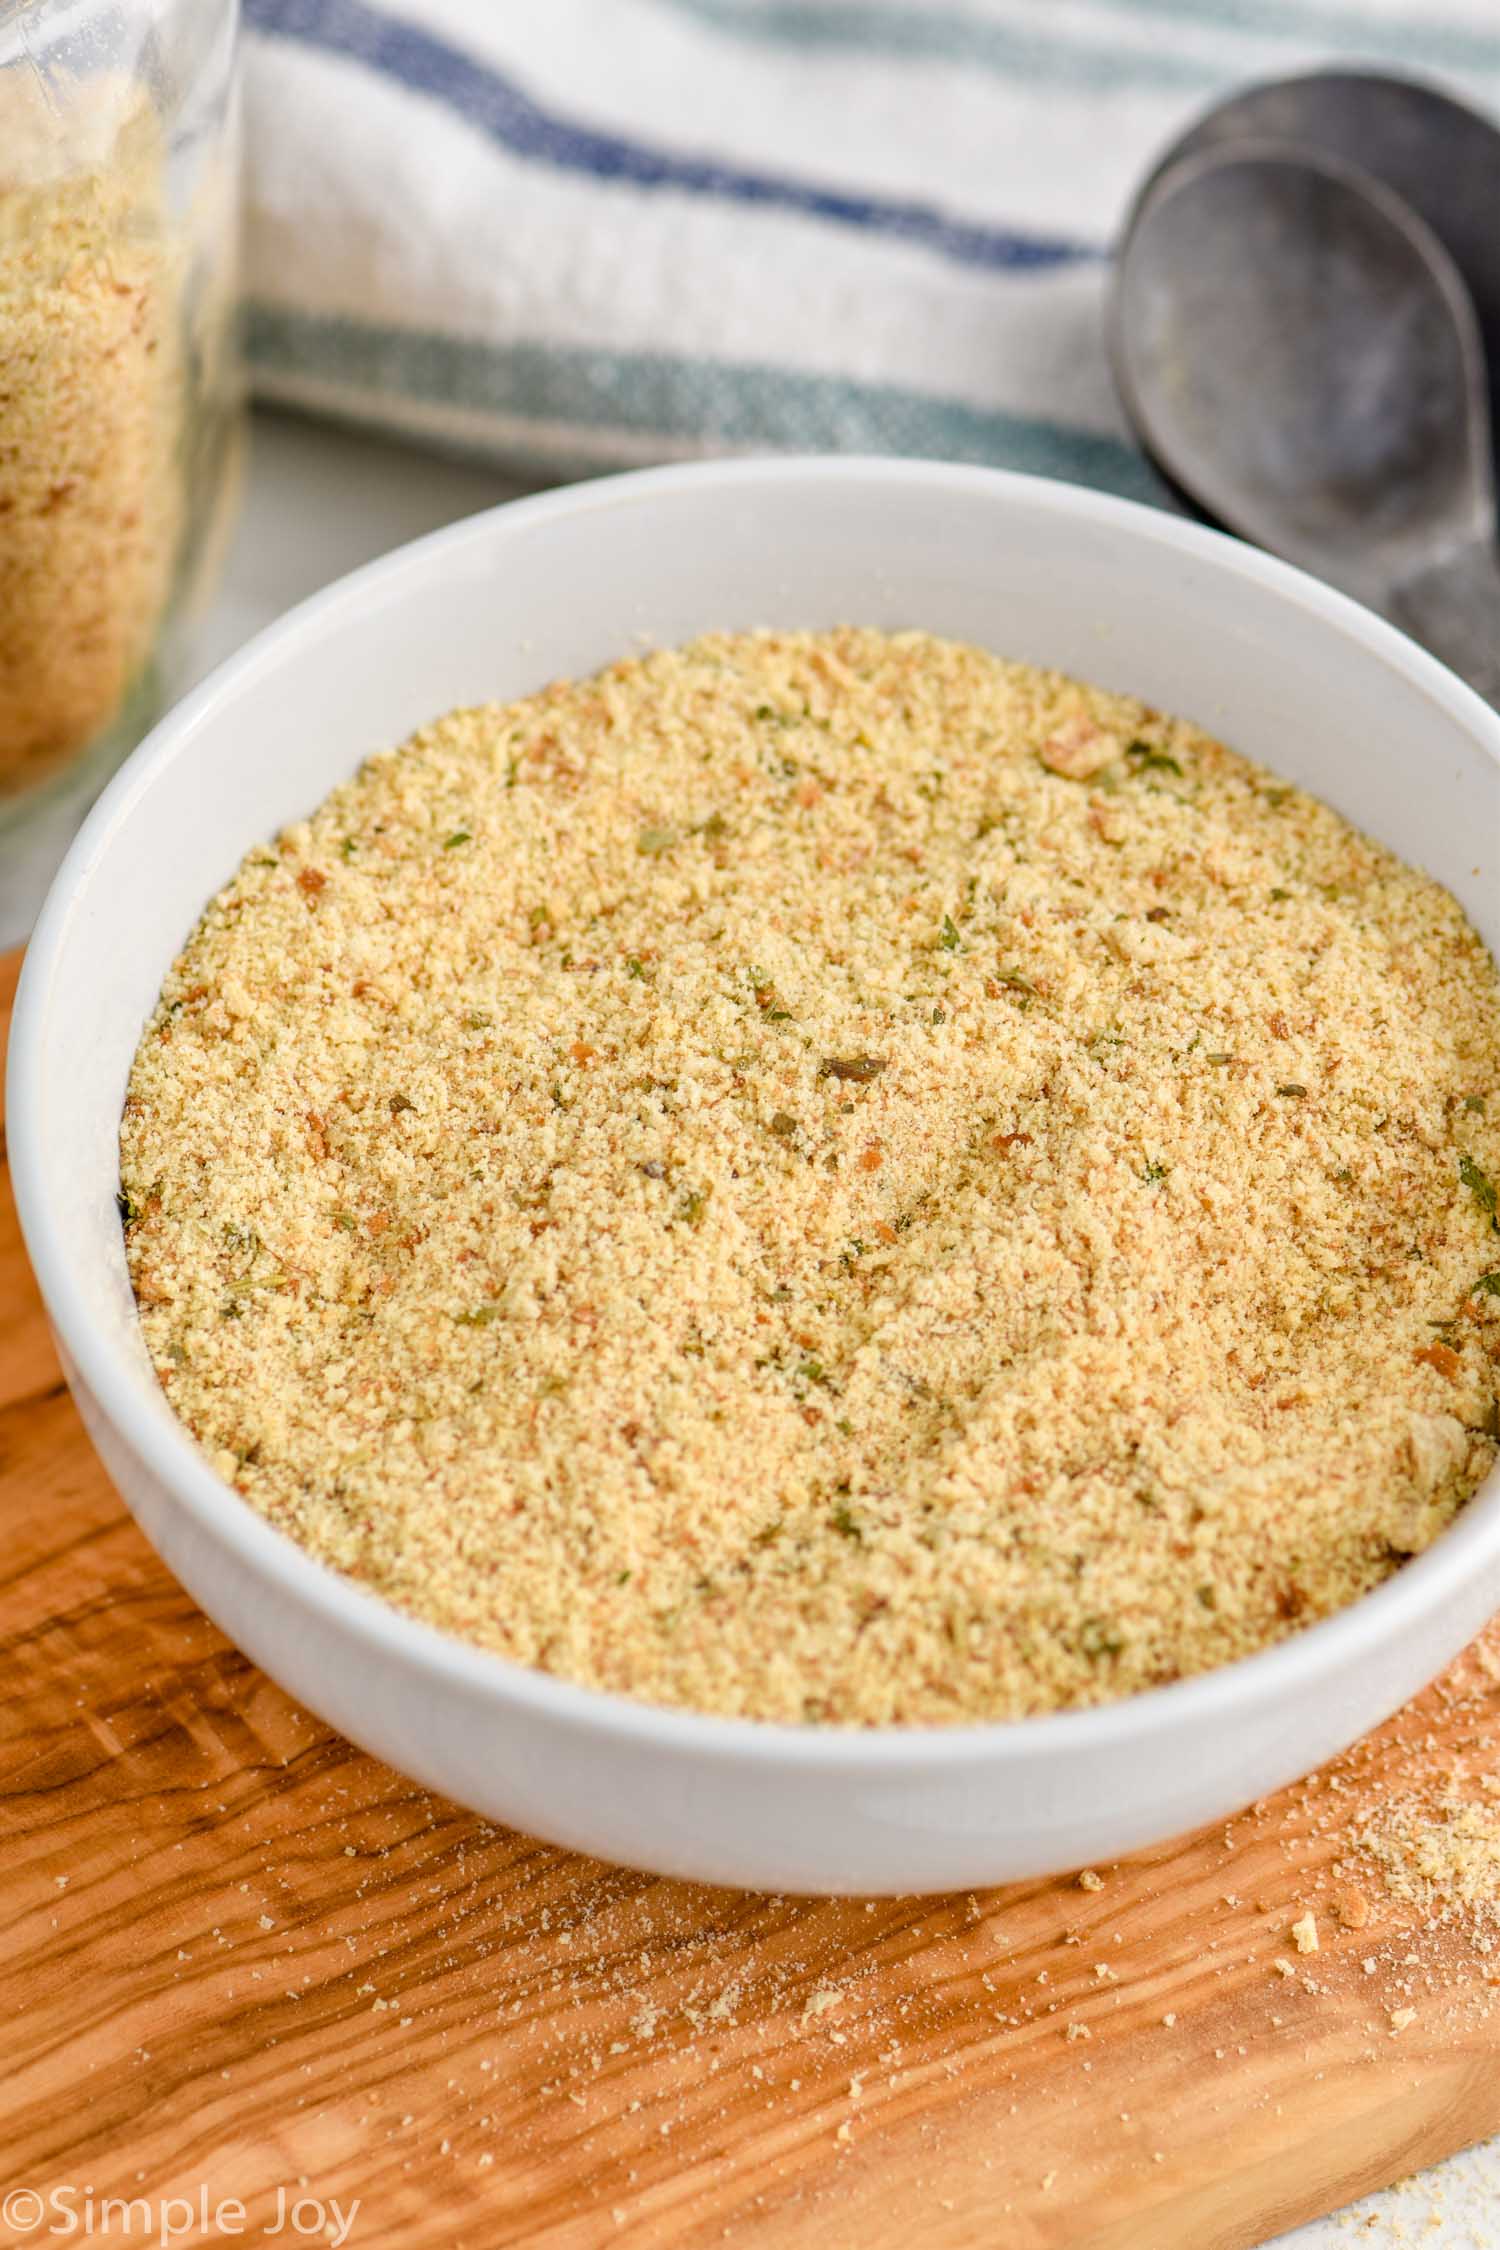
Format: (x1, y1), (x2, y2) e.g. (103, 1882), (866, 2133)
(0, 0), (243, 925)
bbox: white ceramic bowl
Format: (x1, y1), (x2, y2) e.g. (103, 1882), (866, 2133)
(10, 459), (1500, 1895)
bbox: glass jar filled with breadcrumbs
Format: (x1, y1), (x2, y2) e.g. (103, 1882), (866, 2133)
(0, 0), (243, 921)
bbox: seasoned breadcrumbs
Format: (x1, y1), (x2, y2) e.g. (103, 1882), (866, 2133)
(0, 89), (179, 797)
(120, 630), (1500, 1725)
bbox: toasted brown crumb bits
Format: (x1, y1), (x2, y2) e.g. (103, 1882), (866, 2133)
(1333, 1885), (1371, 1930)
(120, 629), (1500, 1726)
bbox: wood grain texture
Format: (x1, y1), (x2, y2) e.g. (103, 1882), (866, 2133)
(3, 944), (1500, 2250)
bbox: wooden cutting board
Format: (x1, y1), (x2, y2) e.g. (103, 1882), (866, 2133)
(4, 940), (1500, 2250)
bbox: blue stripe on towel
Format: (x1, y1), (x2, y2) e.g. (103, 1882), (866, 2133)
(248, 306), (1167, 503)
(244, 0), (1099, 272)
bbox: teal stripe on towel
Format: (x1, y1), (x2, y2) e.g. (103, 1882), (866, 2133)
(1076, 0), (1500, 77)
(639, 0), (1222, 89)
(653, 0), (1500, 87)
(248, 308), (1167, 504)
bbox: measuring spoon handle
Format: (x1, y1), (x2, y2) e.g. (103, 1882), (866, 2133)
(1392, 537), (1500, 709)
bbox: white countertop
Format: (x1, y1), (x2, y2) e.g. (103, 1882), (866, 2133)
(6, 408), (1496, 2247)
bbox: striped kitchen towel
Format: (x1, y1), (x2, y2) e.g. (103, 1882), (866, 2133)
(242, 0), (1500, 498)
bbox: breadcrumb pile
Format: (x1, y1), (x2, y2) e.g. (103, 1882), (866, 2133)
(120, 630), (1500, 1724)
(1360, 1784), (1500, 1927)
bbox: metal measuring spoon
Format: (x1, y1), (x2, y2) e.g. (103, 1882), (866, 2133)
(1131, 70), (1500, 460)
(1110, 144), (1500, 705)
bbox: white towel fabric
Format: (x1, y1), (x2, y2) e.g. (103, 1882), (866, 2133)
(242, 0), (1500, 498)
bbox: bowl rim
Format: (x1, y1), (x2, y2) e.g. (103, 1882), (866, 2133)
(10, 451), (1500, 1772)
